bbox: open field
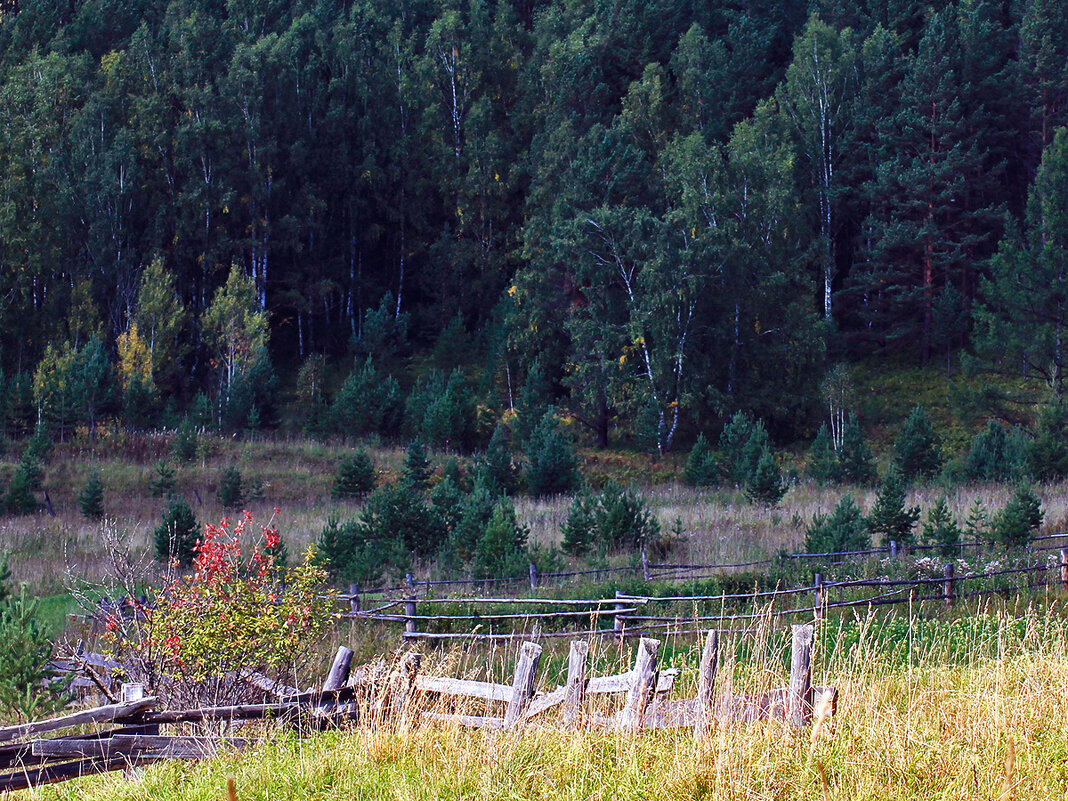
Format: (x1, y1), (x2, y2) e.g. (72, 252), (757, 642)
(20, 608), (1068, 801)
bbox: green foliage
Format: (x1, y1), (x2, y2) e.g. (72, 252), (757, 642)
(682, 434), (718, 487)
(807, 424), (840, 483)
(961, 420), (1030, 482)
(513, 358), (553, 444)
(1028, 395), (1068, 480)
(171, 420), (197, 462)
(419, 370), (476, 451)
(330, 358), (405, 439)
(990, 485), (1044, 547)
(473, 503), (529, 578)
(443, 481), (497, 563)
(78, 471), (105, 521)
(963, 498), (989, 543)
(4, 468), (37, 515)
(525, 412), (579, 497)
(805, 495), (870, 554)
(718, 412), (766, 485)
(866, 467), (920, 547)
(216, 466), (244, 510)
(0, 585), (68, 722)
(560, 483), (659, 555)
(402, 441), (434, 492)
(837, 416), (876, 485)
(154, 497), (199, 567)
(745, 447), (787, 505)
(480, 426), (517, 496)
(352, 293), (409, 364)
(561, 492), (598, 556)
(894, 405), (942, 479)
(150, 460), (177, 499)
(360, 483), (446, 560)
(922, 497), (962, 556)
(332, 452), (376, 499)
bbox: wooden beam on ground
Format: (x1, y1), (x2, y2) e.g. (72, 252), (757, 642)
(0, 697), (156, 743)
(0, 755), (138, 792)
(415, 676), (513, 702)
(31, 735), (251, 761)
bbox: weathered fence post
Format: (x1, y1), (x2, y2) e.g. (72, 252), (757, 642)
(619, 637), (660, 731)
(322, 646), (354, 691)
(614, 591), (627, 640)
(392, 652), (422, 727)
(406, 572), (417, 594)
(694, 630), (719, 738)
(348, 583), (361, 614)
(813, 573), (824, 621)
(641, 550), (651, 582)
(889, 539), (899, 560)
(503, 641), (543, 729)
(787, 624), (813, 727)
(528, 563), (539, 590)
(1061, 548), (1068, 590)
(943, 562), (955, 608)
(561, 640), (589, 727)
(404, 573), (418, 635)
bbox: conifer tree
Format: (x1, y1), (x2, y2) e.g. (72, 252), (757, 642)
(525, 412), (579, 497)
(838, 416), (876, 484)
(808, 424), (840, 483)
(745, 447), (787, 506)
(866, 467), (920, 547)
(922, 497), (961, 556)
(402, 441), (434, 492)
(683, 434), (718, 487)
(78, 472), (105, 521)
(894, 405), (942, 479)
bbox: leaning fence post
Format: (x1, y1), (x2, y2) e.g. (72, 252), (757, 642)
(561, 640), (589, 727)
(404, 573), (418, 635)
(613, 591), (628, 640)
(529, 563), (539, 590)
(889, 539), (899, 560)
(322, 646), (355, 691)
(787, 624), (813, 727)
(349, 583), (361, 614)
(503, 641), (543, 729)
(641, 550), (651, 582)
(1061, 548), (1068, 590)
(813, 573), (824, 621)
(392, 651), (422, 727)
(694, 630), (719, 738)
(619, 637), (661, 731)
(943, 562), (955, 608)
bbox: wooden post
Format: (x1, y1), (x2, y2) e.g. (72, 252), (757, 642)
(889, 539), (899, 560)
(529, 563), (539, 590)
(613, 591), (628, 639)
(322, 646), (354, 691)
(561, 640), (589, 727)
(694, 630), (719, 738)
(619, 637), (660, 731)
(503, 641), (543, 729)
(944, 562), (955, 608)
(813, 573), (824, 621)
(349, 583), (360, 614)
(1060, 548), (1068, 590)
(391, 652), (422, 727)
(404, 596), (418, 635)
(787, 624), (813, 727)
(641, 550), (651, 582)
(406, 572), (416, 594)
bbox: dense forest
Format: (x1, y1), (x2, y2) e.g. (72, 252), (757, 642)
(1, 0), (1067, 451)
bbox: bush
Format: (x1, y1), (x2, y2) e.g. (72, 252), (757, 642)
(805, 495), (870, 554)
(962, 420), (1029, 482)
(473, 503), (529, 578)
(0, 582), (69, 722)
(745, 447), (787, 505)
(153, 497), (200, 567)
(807, 424), (840, 483)
(865, 467), (920, 548)
(78, 472), (105, 521)
(332, 451), (376, 499)
(682, 434), (718, 487)
(216, 466), (244, 510)
(894, 405), (942, 479)
(525, 412), (579, 497)
(990, 485), (1043, 547)
(922, 497), (962, 555)
(561, 484), (659, 555)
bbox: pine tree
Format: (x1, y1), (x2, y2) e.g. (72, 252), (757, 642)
(1029, 395), (1068, 480)
(867, 467), (921, 547)
(683, 434), (719, 487)
(4, 469), (36, 516)
(482, 426), (517, 496)
(153, 498), (199, 567)
(473, 503), (529, 578)
(990, 485), (1044, 547)
(402, 441), (434, 492)
(561, 492), (597, 556)
(894, 405), (942, 479)
(838, 416), (876, 484)
(807, 424), (840, 483)
(332, 452), (376, 499)
(149, 461), (177, 499)
(216, 466), (244, 510)
(78, 472), (105, 521)
(525, 412), (579, 497)
(922, 497), (962, 556)
(963, 497), (989, 543)
(805, 495), (870, 553)
(745, 447), (787, 506)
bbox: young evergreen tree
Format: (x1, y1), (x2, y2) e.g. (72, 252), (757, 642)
(805, 495), (870, 553)
(78, 472), (105, 521)
(990, 485), (1044, 547)
(962, 420), (1029, 482)
(594, 483), (660, 551)
(332, 452), (376, 499)
(0, 586), (69, 722)
(525, 412), (579, 497)
(402, 440), (434, 492)
(149, 460), (177, 499)
(683, 434), (719, 487)
(216, 466), (244, 510)
(866, 467), (921, 547)
(171, 420), (197, 462)
(153, 498), (199, 567)
(963, 497), (989, 543)
(473, 502), (529, 578)
(838, 416), (876, 484)
(4, 469), (36, 516)
(561, 492), (598, 556)
(745, 447), (787, 506)
(481, 425), (517, 496)
(718, 411), (757, 485)
(1028, 395), (1068, 480)
(894, 405), (942, 479)
(922, 497), (962, 556)
(807, 424), (840, 483)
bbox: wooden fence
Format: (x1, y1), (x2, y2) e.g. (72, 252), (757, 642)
(18, 625), (832, 792)
(337, 539), (1068, 641)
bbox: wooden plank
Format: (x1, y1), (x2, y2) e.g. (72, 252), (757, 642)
(524, 686), (565, 719)
(503, 641), (542, 729)
(0, 725), (157, 770)
(415, 675), (514, 702)
(561, 640), (589, 727)
(245, 672), (299, 698)
(587, 668), (678, 695)
(422, 713), (504, 729)
(0, 755), (136, 792)
(31, 735), (251, 761)
(694, 630), (719, 737)
(788, 624), (814, 727)
(0, 697), (156, 743)
(322, 646), (354, 692)
(135, 702), (302, 725)
(619, 637), (660, 731)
